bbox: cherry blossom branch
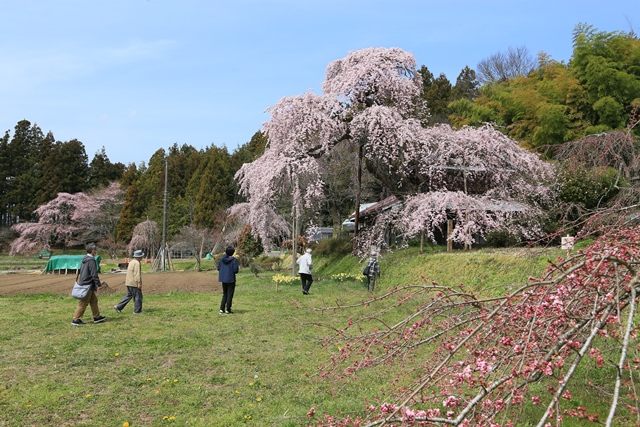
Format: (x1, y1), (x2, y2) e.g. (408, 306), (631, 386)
(606, 280), (638, 426)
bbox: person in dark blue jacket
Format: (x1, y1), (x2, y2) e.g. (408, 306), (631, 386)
(217, 246), (240, 314)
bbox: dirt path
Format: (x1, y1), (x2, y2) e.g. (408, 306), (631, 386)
(0, 271), (221, 296)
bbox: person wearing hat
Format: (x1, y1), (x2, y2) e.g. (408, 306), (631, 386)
(296, 248), (313, 295)
(363, 251), (381, 292)
(114, 249), (145, 314)
(217, 246), (240, 314)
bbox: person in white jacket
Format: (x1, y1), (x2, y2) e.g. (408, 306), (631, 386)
(296, 248), (313, 295)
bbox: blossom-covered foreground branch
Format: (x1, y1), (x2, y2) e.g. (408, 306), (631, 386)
(318, 227), (640, 426)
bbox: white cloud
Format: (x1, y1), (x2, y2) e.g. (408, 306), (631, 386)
(0, 39), (176, 94)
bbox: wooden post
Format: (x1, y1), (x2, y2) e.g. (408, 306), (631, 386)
(447, 219), (453, 252)
(420, 230), (424, 254)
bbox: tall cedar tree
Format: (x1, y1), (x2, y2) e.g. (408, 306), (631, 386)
(452, 65), (480, 100)
(419, 66), (453, 124)
(88, 147), (125, 188)
(190, 146), (234, 229)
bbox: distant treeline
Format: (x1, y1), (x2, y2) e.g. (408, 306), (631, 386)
(1, 24), (638, 245)
(423, 24), (640, 154)
(0, 121), (266, 242)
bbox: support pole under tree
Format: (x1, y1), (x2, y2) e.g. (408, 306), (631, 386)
(353, 141), (363, 244)
(291, 205), (297, 276)
(447, 219), (453, 252)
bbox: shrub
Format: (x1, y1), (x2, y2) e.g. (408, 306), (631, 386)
(558, 165), (621, 209)
(484, 230), (519, 248)
(314, 236), (353, 257)
(254, 255), (284, 271)
(237, 225), (263, 259)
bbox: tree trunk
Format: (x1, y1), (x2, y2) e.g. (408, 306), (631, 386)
(332, 213), (342, 238)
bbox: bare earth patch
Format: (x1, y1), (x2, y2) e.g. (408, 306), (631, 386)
(0, 271), (220, 296)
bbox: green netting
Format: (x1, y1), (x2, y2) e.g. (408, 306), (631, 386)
(44, 255), (102, 273)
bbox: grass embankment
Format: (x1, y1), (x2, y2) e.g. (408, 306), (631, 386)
(316, 245), (566, 294)
(1, 246), (597, 426)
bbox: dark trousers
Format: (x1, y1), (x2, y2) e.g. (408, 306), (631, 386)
(299, 273), (313, 293)
(116, 286), (143, 313)
(220, 282), (236, 311)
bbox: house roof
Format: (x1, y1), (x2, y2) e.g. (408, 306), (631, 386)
(360, 195), (402, 218)
(344, 194), (529, 227)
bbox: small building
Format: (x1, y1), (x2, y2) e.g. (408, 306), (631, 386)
(342, 197), (403, 231)
(307, 227), (334, 242)
(341, 202), (378, 231)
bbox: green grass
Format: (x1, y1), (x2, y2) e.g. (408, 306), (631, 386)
(0, 272), (394, 426)
(0, 246), (614, 426)
(316, 245), (566, 296)
(0, 255), (48, 271)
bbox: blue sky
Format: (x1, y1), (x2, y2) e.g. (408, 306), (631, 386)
(0, 0), (637, 164)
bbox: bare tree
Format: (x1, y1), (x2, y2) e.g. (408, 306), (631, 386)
(127, 220), (159, 259)
(170, 225), (215, 272)
(477, 46), (537, 84)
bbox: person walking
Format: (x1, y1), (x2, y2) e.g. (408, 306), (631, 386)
(114, 250), (144, 314)
(217, 246), (239, 314)
(363, 252), (381, 292)
(71, 243), (106, 326)
(297, 248), (313, 295)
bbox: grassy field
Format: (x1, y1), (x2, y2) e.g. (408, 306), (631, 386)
(0, 245), (611, 426)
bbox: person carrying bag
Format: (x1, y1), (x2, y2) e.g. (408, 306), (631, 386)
(71, 268), (90, 299)
(70, 243), (106, 326)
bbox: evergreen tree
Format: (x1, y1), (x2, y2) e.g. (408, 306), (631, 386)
(190, 146), (234, 229)
(56, 139), (89, 193)
(230, 131), (268, 200)
(0, 131), (10, 226)
(452, 66), (479, 100)
(115, 184), (144, 242)
(119, 163), (140, 189)
(419, 66), (453, 124)
(88, 147), (124, 188)
(5, 120), (44, 222)
(230, 131), (267, 170)
(34, 131), (57, 205)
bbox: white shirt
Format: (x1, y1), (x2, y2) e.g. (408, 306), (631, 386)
(296, 253), (312, 275)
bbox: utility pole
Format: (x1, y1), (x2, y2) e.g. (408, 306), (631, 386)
(161, 157), (168, 271)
